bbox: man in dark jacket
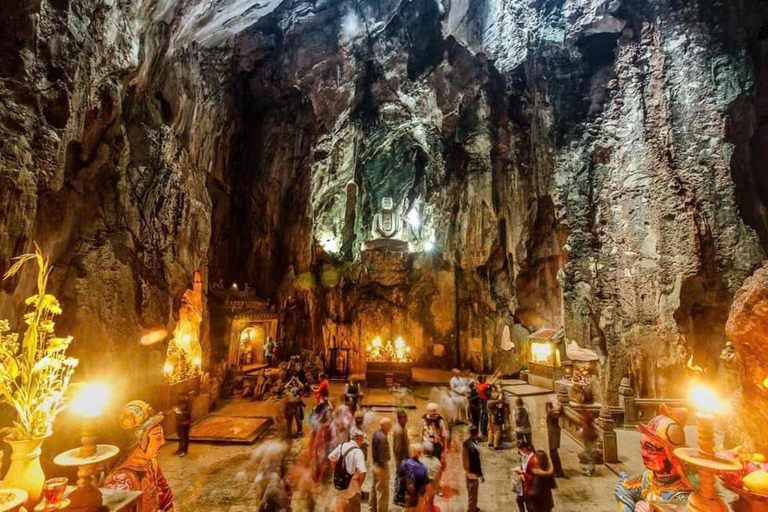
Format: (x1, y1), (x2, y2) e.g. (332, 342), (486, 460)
(463, 426), (484, 512)
(546, 401), (565, 477)
(370, 418), (392, 512)
(174, 393), (192, 457)
(393, 411), (410, 470)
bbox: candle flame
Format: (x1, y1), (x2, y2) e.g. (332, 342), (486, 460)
(690, 385), (722, 415)
(71, 382), (110, 419)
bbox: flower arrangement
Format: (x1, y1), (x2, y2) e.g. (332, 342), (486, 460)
(0, 245), (79, 440)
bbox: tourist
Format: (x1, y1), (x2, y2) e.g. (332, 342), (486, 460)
(350, 410), (369, 460)
(468, 381), (482, 431)
(393, 410), (410, 470)
(514, 440), (536, 512)
(580, 412), (600, 476)
(545, 401), (565, 477)
(419, 441), (442, 510)
(514, 397), (533, 446)
(421, 403), (447, 461)
(476, 375), (490, 437)
(489, 388), (510, 449)
(328, 430), (367, 512)
(285, 380), (305, 439)
(462, 426), (484, 512)
(529, 450), (556, 512)
(345, 378), (363, 413)
(370, 417), (392, 512)
(173, 393), (192, 457)
(450, 368), (470, 424)
(265, 336), (275, 367)
(395, 443), (429, 511)
(314, 372), (330, 403)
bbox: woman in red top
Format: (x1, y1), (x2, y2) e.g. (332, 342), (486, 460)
(313, 372), (329, 402)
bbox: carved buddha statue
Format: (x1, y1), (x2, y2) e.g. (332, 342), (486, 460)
(371, 197), (402, 239)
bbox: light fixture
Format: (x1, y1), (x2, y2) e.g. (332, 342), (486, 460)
(424, 241), (434, 252)
(674, 385), (741, 512)
(54, 383), (119, 512)
(320, 236), (339, 254)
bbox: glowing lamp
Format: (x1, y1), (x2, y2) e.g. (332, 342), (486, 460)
(54, 383), (119, 512)
(424, 241), (434, 252)
(674, 384), (741, 512)
(690, 385), (722, 417)
(320, 236), (339, 254)
(372, 337), (382, 348)
(395, 337), (405, 350)
(531, 342), (553, 363)
(763, 377), (768, 389)
(71, 383), (110, 419)
(192, 357), (202, 367)
(163, 362), (173, 375)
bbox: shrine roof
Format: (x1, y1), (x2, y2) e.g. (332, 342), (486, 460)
(527, 327), (564, 342)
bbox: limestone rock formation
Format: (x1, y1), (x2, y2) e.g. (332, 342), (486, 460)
(0, 0), (767, 403)
(726, 262), (768, 452)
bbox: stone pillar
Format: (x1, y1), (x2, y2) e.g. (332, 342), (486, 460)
(618, 376), (637, 427)
(598, 405), (619, 463)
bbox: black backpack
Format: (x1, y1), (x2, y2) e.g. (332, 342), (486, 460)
(333, 444), (361, 490)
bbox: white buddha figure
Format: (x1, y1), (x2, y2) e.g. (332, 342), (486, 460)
(371, 196), (402, 239)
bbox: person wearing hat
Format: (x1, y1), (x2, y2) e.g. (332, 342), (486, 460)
(328, 429), (367, 512)
(421, 403), (446, 461)
(615, 406), (692, 512)
(104, 400), (175, 512)
(462, 426), (483, 512)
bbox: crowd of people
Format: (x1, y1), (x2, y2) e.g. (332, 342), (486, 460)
(195, 359), (575, 512)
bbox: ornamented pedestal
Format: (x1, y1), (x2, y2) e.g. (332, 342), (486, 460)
(54, 445), (119, 512)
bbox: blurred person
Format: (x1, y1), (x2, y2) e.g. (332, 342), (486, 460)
(513, 440), (536, 512)
(468, 382), (482, 431)
(173, 392), (192, 457)
(370, 418), (393, 512)
(513, 397), (532, 446)
(419, 441), (442, 511)
(395, 443), (428, 512)
(545, 401), (565, 478)
(345, 378), (363, 413)
(393, 410), (410, 470)
(462, 426), (484, 512)
(489, 388), (510, 449)
(421, 403), (447, 461)
(328, 430), (367, 512)
(476, 376), (490, 437)
(529, 450), (556, 512)
(314, 372), (330, 403)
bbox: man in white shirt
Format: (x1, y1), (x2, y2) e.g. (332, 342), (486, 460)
(328, 430), (368, 512)
(449, 369), (470, 424)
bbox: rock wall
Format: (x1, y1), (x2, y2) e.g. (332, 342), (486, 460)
(0, 0), (767, 403)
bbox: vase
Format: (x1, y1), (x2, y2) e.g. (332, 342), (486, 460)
(1, 435), (48, 506)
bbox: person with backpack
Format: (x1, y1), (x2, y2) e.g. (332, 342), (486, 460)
(394, 443), (429, 511)
(489, 388), (510, 449)
(328, 430), (367, 512)
(513, 397), (532, 446)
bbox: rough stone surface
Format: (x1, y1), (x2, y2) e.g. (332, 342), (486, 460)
(1, 0), (767, 404)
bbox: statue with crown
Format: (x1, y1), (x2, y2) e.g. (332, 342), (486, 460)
(615, 405), (694, 511)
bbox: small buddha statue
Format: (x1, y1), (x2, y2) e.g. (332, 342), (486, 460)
(371, 197), (402, 239)
(105, 400), (175, 512)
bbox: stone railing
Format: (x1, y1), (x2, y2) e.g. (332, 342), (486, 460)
(617, 378), (688, 428)
(556, 381), (618, 463)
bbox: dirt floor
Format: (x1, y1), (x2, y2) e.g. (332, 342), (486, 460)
(158, 380), (656, 511)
